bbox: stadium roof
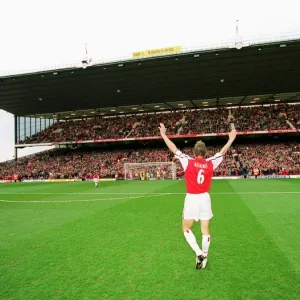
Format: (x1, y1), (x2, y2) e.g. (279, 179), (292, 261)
(1, 37), (300, 118)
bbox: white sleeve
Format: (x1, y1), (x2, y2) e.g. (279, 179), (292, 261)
(175, 150), (190, 171)
(206, 152), (223, 170)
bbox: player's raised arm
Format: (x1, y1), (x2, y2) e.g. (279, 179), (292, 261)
(207, 129), (237, 170)
(219, 129), (237, 156)
(159, 123), (178, 154)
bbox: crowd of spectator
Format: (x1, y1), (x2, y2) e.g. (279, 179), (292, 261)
(1, 142), (299, 181)
(19, 104), (300, 144)
(286, 104), (300, 129)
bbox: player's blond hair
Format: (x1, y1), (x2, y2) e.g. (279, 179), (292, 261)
(193, 140), (206, 157)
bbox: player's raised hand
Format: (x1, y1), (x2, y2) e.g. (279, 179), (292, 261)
(159, 123), (167, 136)
(220, 128), (237, 155)
(229, 129), (237, 141)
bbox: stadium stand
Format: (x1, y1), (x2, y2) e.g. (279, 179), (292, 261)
(1, 142), (299, 180)
(17, 104), (300, 144)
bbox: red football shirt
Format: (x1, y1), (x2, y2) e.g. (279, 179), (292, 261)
(93, 174), (99, 179)
(176, 150), (223, 194)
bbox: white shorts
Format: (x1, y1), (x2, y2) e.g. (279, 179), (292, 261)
(182, 193), (213, 221)
(93, 178), (99, 183)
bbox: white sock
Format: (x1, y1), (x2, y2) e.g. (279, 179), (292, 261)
(202, 235), (211, 257)
(183, 230), (203, 256)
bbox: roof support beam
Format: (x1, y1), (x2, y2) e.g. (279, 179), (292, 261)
(266, 94), (275, 103)
(164, 102), (175, 109)
(286, 93), (300, 102)
(239, 95), (247, 105)
(190, 100), (197, 108)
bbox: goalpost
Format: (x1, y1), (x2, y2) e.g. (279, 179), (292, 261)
(124, 162), (177, 180)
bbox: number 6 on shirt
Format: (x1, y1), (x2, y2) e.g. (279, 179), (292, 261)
(197, 169), (205, 184)
(175, 150), (223, 193)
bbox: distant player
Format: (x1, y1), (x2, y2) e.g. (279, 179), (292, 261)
(253, 167), (259, 179)
(93, 173), (99, 188)
(146, 172), (150, 180)
(156, 170), (161, 180)
(13, 174), (18, 183)
(159, 123), (237, 269)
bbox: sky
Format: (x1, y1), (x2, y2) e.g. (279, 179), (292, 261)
(0, 0), (299, 162)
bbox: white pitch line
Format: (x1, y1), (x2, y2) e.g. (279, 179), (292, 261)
(0, 192), (170, 195)
(0, 191), (300, 203)
(214, 192), (300, 195)
(0, 194), (166, 203)
(0, 192), (300, 195)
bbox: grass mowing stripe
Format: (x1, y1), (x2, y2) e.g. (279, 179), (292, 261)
(229, 180), (300, 275)
(211, 181), (300, 300)
(233, 180), (300, 275)
(241, 193), (300, 275)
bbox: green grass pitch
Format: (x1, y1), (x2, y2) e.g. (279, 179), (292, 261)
(1, 179), (300, 300)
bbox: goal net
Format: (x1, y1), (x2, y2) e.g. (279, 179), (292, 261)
(124, 162), (177, 180)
